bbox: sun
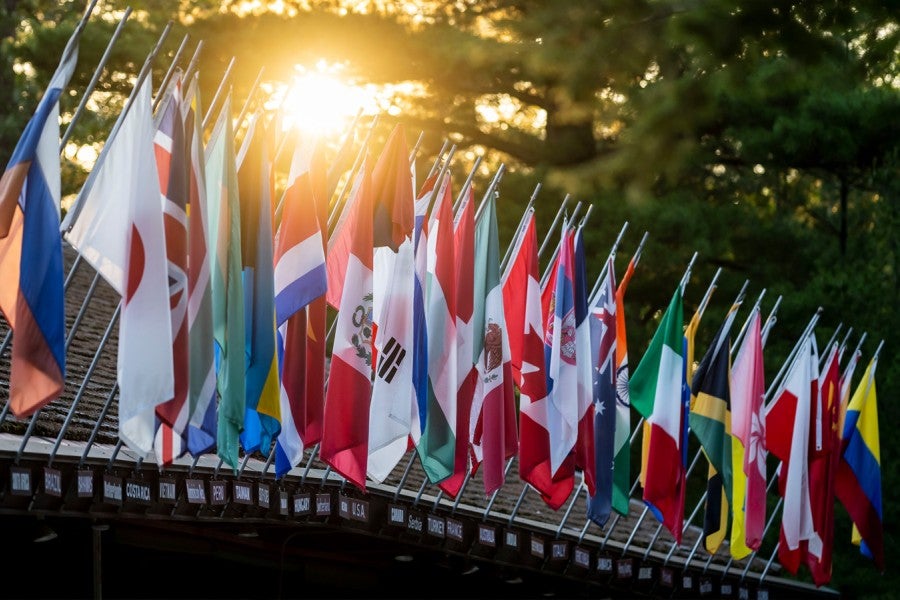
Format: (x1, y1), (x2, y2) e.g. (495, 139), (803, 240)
(273, 61), (377, 138)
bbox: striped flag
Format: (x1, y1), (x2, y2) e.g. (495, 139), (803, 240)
(205, 95), (245, 471)
(237, 112), (281, 455)
(273, 138), (328, 478)
(182, 74), (217, 457)
(410, 172), (433, 447)
(572, 228), (595, 496)
(152, 74), (191, 465)
(470, 191), (517, 495)
(630, 288), (686, 543)
(0, 28), (78, 418)
(611, 255), (636, 515)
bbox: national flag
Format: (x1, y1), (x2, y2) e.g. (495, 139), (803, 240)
(64, 77), (174, 457)
(182, 74), (217, 457)
(805, 341), (841, 586)
(151, 73), (191, 466)
(689, 302), (740, 554)
(438, 183), (476, 498)
(320, 155), (374, 491)
(418, 175), (458, 483)
(470, 190), (518, 495)
(409, 172), (433, 447)
(765, 331), (821, 574)
(836, 355), (883, 571)
(630, 288), (686, 543)
(572, 227), (596, 497)
(587, 257), (616, 527)
(503, 209), (569, 508)
(368, 124), (416, 482)
(611, 254), (636, 516)
(236, 111), (280, 455)
(273, 137), (328, 478)
(0, 25), (79, 418)
(204, 95), (245, 471)
(545, 226), (579, 477)
(729, 306), (766, 556)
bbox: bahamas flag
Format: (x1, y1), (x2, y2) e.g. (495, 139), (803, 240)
(836, 354), (884, 571)
(237, 111), (281, 455)
(0, 23), (81, 418)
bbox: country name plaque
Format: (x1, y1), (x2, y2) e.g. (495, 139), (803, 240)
(102, 474), (123, 505)
(10, 466), (31, 496)
(77, 469), (94, 499)
(233, 481), (253, 505)
(185, 479), (206, 504)
(43, 467), (62, 497)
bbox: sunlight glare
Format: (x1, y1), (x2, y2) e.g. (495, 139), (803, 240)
(276, 62), (376, 137)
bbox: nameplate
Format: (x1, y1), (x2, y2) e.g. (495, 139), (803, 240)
(158, 477), (177, 504)
(738, 586), (750, 600)
(102, 474), (123, 505)
(477, 524), (496, 547)
(504, 529), (519, 550)
(426, 515), (445, 538)
(77, 469), (94, 498)
(293, 492), (312, 516)
(278, 490), (289, 516)
(756, 589), (769, 600)
(529, 535), (545, 558)
(9, 466), (31, 496)
(338, 495), (369, 522)
(615, 558), (633, 579)
(257, 482), (270, 509)
(125, 478), (152, 504)
(185, 479), (206, 504)
(550, 540), (568, 560)
(315, 493), (332, 516)
(233, 481), (254, 505)
(388, 504), (407, 526)
(660, 567), (675, 587)
(638, 565), (653, 581)
(682, 574), (694, 591)
(573, 546), (590, 568)
(407, 512), (424, 533)
(43, 467), (63, 497)
(209, 480), (228, 505)
(720, 582), (733, 596)
(446, 518), (464, 542)
(597, 556), (614, 574)
(699, 578), (713, 596)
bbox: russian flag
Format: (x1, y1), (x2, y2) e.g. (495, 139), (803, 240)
(0, 35), (80, 418)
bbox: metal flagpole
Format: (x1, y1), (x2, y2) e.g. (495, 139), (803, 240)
(234, 66), (266, 132)
(451, 155), (483, 216)
(539, 201), (583, 289)
(181, 40), (204, 91)
(201, 55), (236, 132)
(473, 163), (506, 223)
(587, 221), (629, 301)
(499, 183), (541, 274)
(425, 140), (451, 181)
(326, 113), (381, 229)
(538, 194), (571, 258)
(152, 33), (190, 112)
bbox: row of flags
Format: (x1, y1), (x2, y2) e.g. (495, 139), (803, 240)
(0, 21), (884, 586)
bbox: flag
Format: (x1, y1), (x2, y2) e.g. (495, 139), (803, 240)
(320, 156), (374, 491)
(689, 303), (740, 554)
(64, 77), (174, 456)
(273, 137), (328, 478)
(0, 25), (79, 418)
(470, 191), (518, 495)
(836, 355), (883, 571)
(630, 288), (686, 543)
(409, 172), (433, 447)
(587, 257), (616, 527)
(438, 183), (476, 498)
(418, 175), (458, 483)
(611, 255), (636, 516)
(152, 74), (191, 465)
(504, 209), (569, 508)
(805, 341), (841, 585)
(325, 165), (365, 309)
(204, 95), (245, 471)
(182, 74), (217, 457)
(545, 226), (579, 477)
(236, 112), (281, 455)
(367, 126), (416, 482)
(572, 228), (596, 497)
(729, 307), (766, 556)
(765, 332), (821, 574)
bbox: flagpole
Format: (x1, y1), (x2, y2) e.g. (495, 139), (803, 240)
(587, 221), (629, 301)
(234, 65), (266, 133)
(537, 194), (571, 258)
(762, 307), (823, 410)
(62, 20), (173, 233)
(181, 41), (204, 91)
(499, 182), (541, 274)
(201, 55), (236, 131)
(152, 33), (190, 112)
(731, 288), (766, 352)
(474, 163), (506, 223)
(539, 201), (582, 288)
(426, 139), (451, 181)
(327, 113), (381, 229)
(679, 252), (699, 297)
(425, 144), (457, 222)
(842, 332), (867, 382)
(451, 155), (483, 216)
(408, 130), (426, 164)
(61, 7), (132, 148)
